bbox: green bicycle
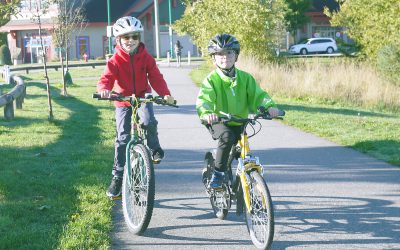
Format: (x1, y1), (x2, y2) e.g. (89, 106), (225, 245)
(93, 93), (178, 235)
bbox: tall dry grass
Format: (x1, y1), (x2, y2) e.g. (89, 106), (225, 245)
(237, 56), (400, 111)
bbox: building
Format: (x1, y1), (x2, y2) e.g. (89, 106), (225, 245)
(294, 0), (349, 43)
(0, 0), (198, 64)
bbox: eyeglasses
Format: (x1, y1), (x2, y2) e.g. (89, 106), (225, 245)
(121, 34), (140, 41)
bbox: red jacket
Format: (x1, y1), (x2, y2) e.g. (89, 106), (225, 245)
(97, 43), (171, 107)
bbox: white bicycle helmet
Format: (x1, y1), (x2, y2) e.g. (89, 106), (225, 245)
(113, 16), (143, 37)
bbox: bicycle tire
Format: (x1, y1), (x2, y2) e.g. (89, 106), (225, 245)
(122, 144), (155, 235)
(204, 153), (229, 220)
(244, 171), (274, 249)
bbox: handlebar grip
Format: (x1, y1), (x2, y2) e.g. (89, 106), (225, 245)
(92, 93), (101, 99)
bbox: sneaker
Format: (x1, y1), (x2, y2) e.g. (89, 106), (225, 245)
(152, 148), (164, 164)
(208, 170), (224, 190)
(106, 176), (122, 197)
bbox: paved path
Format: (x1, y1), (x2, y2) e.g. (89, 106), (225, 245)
(111, 63), (400, 250)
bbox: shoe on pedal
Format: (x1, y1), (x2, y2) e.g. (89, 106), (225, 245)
(106, 176), (122, 198)
(152, 148), (164, 164)
(208, 170), (224, 190)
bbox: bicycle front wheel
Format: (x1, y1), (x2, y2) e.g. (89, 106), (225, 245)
(244, 171), (274, 250)
(122, 144), (155, 235)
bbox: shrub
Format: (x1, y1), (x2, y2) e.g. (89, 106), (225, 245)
(64, 71), (73, 86)
(377, 44), (400, 86)
(0, 44), (12, 65)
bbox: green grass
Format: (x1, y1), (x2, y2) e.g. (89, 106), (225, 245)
(0, 67), (115, 249)
(277, 98), (400, 165)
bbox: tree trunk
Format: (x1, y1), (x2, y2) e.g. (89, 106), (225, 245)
(60, 48), (67, 96)
(38, 14), (53, 120)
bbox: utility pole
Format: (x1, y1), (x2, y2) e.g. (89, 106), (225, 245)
(107, 0), (112, 54)
(154, 0), (160, 59)
(168, 0), (173, 57)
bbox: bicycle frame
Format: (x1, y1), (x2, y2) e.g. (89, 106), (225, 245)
(125, 97), (147, 190)
(236, 127), (264, 214)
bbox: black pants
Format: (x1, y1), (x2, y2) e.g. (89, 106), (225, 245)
(208, 124), (242, 172)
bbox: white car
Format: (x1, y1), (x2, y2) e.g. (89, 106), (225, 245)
(289, 38), (338, 55)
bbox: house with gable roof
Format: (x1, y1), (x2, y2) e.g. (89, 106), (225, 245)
(0, 0), (198, 64)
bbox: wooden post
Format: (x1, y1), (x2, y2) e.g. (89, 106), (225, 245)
(4, 102), (14, 120)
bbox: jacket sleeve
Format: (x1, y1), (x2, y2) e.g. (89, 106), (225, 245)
(97, 60), (118, 92)
(246, 74), (276, 113)
(196, 75), (216, 120)
(146, 55), (171, 96)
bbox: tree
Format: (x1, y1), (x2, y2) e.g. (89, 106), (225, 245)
(284, 0), (311, 34)
(173, 0), (287, 62)
(27, 0), (54, 120)
(0, 0), (20, 26)
(51, 0), (87, 96)
(327, 0), (400, 61)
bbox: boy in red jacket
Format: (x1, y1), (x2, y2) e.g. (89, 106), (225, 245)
(97, 16), (175, 198)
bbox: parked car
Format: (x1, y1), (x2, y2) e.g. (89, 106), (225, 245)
(289, 38), (338, 55)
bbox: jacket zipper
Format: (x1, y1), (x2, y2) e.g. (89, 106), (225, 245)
(131, 55), (136, 94)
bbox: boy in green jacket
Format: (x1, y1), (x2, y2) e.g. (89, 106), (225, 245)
(196, 34), (280, 189)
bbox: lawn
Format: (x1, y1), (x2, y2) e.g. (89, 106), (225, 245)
(0, 67), (114, 249)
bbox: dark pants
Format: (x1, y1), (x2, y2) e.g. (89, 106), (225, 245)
(112, 103), (160, 178)
(208, 124), (242, 172)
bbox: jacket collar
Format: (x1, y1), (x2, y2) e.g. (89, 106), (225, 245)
(115, 43), (145, 62)
(216, 67), (237, 87)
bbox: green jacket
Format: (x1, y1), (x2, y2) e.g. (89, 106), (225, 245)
(196, 67), (276, 125)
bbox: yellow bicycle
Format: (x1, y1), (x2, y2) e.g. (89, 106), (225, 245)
(202, 108), (284, 249)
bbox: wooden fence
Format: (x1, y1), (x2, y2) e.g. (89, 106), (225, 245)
(0, 75), (26, 120)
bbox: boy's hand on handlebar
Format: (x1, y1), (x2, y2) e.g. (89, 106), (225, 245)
(99, 90), (111, 98)
(206, 113), (219, 124)
(163, 95), (175, 105)
(267, 107), (280, 118)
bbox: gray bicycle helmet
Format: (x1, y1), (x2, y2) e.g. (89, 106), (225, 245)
(113, 16), (143, 37)
(208, 34), (240, 56)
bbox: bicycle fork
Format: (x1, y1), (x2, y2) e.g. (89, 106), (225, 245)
(237, 157), (263, 214)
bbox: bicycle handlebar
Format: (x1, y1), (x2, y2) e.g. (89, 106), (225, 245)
(201, 109), (285, 126)
(92, 93), (179, 108)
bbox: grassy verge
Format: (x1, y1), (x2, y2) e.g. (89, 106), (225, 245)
(0, 67), (115, 249)
(192, 60), (400, 166)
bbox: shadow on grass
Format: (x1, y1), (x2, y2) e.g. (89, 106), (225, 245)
(353, 139), (400, 166)
(0, 82), (111, 248)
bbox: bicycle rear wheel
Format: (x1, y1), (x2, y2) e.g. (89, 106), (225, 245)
(244, 171), (274, 249)
(122, 144), (155, 235)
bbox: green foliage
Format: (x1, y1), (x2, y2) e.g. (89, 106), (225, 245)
(377, 45), (400, 86)
(0, 44), (12, 65)
(0, 33), (7, 46)
(173, 0), (287, 62)
(327, 0), (400, 61)
(0, 0), (20, 26)
(284, 0), (311, 33)
(64, 70), (73, 85)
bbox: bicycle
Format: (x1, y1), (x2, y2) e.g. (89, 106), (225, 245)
(93, 92), (178, 235)
(201, 108), (284, 249)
